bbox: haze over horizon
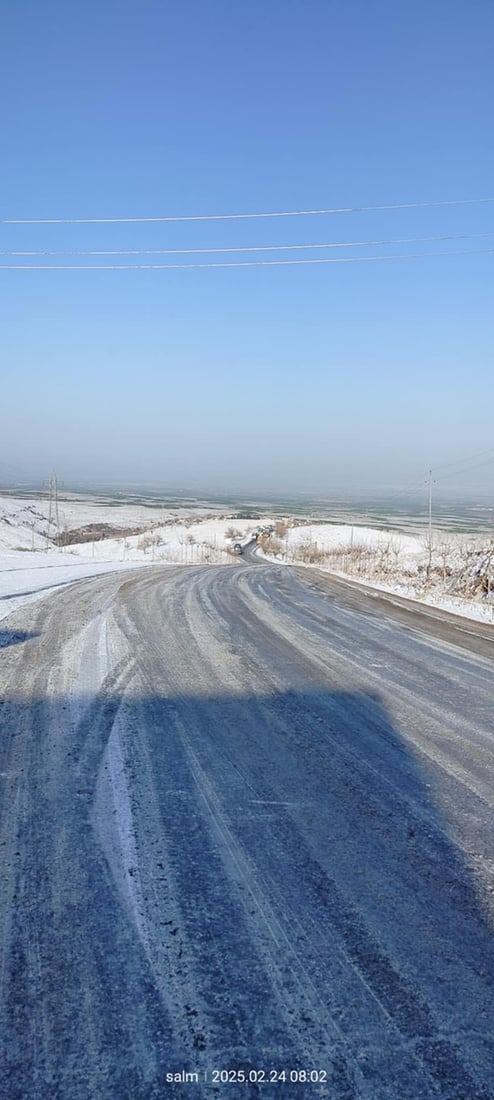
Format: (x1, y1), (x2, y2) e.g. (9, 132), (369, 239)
(1, 1), (492, 496)
(1, 465), (493, 507)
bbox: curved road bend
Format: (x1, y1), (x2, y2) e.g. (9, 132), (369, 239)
(0, 560), (493, 1099)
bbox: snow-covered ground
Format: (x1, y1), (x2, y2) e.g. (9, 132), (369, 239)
(259, 522), (494, 625)
(0, 496), (259, 622)
(1, 495), (493, 626)
(0, 553), (149, 624)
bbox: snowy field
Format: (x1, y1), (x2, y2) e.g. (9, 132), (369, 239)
(1, 494), (493, 626)
(0, 495), (257, 622)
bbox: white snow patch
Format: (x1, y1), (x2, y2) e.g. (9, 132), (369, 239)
(0, 551), (146, 624)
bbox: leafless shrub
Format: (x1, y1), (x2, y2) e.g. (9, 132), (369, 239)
(138, 534), (155, 552)
(293, 541), (326, 564)
(422, 527), (435, 583)
(389, 538), (401, 570)
(377, 540), (392, 577)
(437, 537), (453, 583)
(54, 522), (141, 546)
(263, 535), (285, 557)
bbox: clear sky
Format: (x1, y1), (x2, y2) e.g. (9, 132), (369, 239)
(1, 0), (493, 496)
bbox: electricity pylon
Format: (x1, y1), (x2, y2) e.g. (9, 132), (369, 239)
(47, 472), (60, 531)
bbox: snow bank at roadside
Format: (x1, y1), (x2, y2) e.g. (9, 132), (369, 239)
(259, 522), (494, 626)
(0, 551), (148, 624)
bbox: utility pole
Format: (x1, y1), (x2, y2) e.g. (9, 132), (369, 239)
(428, 469), (432, 538)
(47, 472), (60, 537)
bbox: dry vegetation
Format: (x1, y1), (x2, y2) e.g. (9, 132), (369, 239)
(262, 528), (494, 609)
(55, 523), (143, 546)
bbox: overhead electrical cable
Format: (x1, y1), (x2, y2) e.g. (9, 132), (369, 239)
(430, 456), (494, 483)
(405, 448), (494, 491)
(2, 232), (494, 258)
(2, 197), (494, 225)
(405, 454), (494, 493)
(429, 447), (494, 479)
(2, 246), (493, 270)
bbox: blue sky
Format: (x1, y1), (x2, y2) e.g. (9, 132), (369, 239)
(1, 0), (493, 495)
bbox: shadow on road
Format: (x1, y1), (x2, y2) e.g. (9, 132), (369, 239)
(0, 630), (40, 650)
(0, 688), (492, 1099)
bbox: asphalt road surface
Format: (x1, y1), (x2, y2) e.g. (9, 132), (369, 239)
(0, 558), (493, 1099)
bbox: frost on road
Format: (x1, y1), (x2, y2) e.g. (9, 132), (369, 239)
(0, 562), (493, 1099)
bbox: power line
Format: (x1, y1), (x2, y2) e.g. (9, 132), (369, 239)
(1, 246), (493, 270)
(433, 456), (494, 483)
(430, 447), (494, 479)
(406, 448), (494, 491)
(2, 232), (494, 258)
(2, 197), (494, 226)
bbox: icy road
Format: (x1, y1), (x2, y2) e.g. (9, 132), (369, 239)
(0, 560), (493, 1099)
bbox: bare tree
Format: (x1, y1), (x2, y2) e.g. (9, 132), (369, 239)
(187, 533), (196, 562)
(389, 537), (401, 575)
(437, 537), (452, 584)
(423, 527), (434, 586)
